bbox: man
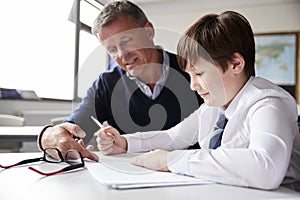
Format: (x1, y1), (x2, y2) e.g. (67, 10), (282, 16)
(97, 11), (300, 191)
(38, 0), (202, 161)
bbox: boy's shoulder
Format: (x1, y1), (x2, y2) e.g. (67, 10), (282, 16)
(250, 77), (292, 98)
(239, 76), (296, 107)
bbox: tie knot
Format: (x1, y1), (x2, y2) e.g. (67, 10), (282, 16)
(209, 114), (228, 149)
(215, 114), (228, 129)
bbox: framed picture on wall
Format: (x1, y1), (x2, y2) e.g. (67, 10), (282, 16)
(254, 33), (298, 97)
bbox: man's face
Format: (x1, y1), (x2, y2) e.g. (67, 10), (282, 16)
(98, 14), (155, 78)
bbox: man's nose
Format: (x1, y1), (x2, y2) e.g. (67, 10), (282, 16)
(117, 46), (129, 59)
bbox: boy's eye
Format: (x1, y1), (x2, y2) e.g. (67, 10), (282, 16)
(196, 72), (204, 76)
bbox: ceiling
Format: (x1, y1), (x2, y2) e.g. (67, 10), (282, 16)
(95, 0), (300, 14)
(98, 0), (299, 7)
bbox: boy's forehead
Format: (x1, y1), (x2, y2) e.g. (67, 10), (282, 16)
(184, 61), (195, 73)
(185, 57), (215, 72)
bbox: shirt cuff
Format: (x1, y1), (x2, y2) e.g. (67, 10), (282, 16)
(123, 134), (144, 153)
(167, 150), (197, 175)
(37, 124), (53, 151)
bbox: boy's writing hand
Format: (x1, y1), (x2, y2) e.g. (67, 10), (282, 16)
(130, 149), (170, 172)
(96, 126), (127, 155)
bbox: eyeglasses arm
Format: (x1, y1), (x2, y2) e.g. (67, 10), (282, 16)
(28, 163), (85, 176)
(0, 157), (43, 169)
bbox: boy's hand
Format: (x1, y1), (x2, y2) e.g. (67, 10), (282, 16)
(96, 126), (127, 155)
(130, 149), (170, 172)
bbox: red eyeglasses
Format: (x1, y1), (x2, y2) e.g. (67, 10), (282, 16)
(0, 148), (85, 176)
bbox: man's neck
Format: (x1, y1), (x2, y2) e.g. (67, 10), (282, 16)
(139, 50), (164, 87)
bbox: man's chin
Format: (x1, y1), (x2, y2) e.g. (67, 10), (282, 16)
(127, 68), (142, 77)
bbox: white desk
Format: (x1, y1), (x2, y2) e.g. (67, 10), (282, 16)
(0, 152), (299, 200)
(0, 126), (42, 142)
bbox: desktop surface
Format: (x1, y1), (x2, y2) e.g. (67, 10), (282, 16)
(0, 152), (299, 200)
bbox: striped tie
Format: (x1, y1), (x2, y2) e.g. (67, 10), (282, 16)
(209, 114), (228, 149)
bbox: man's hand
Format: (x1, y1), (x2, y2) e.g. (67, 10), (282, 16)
(41, 123), (99, 161)
(130, 149), (170, 172)
(96, 126), (127, 155)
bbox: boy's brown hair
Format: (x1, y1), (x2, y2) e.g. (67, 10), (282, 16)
(177, 11), (255, 77)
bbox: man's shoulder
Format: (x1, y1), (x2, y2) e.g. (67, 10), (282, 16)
(165, 51), (177, 62)
(95, 65), (126, 89)
(164, 51), (188, 77)
(101, 65), (124, 78)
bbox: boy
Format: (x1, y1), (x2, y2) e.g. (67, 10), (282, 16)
(97, 11), (300, 190)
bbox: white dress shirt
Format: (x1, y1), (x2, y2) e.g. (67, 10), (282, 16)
(125, 76), (300, 190)
(126, 46), (170, 100)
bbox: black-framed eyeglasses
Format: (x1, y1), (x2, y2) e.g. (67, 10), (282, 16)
(0, 148), (85, 176)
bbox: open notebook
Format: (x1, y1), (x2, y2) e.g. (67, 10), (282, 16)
(87, 153), (212, 189)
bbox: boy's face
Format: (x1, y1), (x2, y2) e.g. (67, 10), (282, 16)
(185, 57), (234, 107)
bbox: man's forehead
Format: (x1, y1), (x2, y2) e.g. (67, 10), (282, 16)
(99, 27), (145, 43)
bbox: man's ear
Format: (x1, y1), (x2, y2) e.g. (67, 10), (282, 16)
(144, 21), (155, 40)
(230, 53), (245, 74)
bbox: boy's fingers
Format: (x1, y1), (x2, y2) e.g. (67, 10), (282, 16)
(100, 147), (113, 156)
(99, 143), (114, 151)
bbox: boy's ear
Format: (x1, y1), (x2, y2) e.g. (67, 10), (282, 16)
(144, 21), (155, 40)
(230, 53), (245, 74)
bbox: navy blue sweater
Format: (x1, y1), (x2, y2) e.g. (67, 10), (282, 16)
(67, 51), (203, 144)
(95, 51), (203, 135)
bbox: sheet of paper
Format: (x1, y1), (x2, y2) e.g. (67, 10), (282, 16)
(87, 153), (212, 189)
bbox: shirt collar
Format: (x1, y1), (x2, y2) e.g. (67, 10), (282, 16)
(225, 77), (253, 120)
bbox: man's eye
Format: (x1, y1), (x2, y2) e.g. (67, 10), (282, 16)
(121, 38), (132, 45)
(108, 47), (117, 54)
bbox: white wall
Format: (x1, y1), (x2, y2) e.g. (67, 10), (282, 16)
(142, 1), (300, 50)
